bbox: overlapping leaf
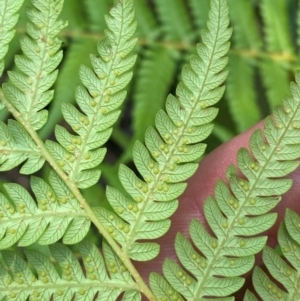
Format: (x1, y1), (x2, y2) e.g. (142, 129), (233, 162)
(0, 240), (140, 301)
(0, 171), (90, 248)
(251, 209), (300, 300)
(96, 0), (232, 263)
(154, 73), (300, 299)
(47, 0), (137, 189)
(2, 0), (66, 130)
(0, 120), (44, 174)
(0, 0), (24, 79)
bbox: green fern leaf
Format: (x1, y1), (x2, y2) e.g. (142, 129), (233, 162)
(0, 171), (90, 248)
(227, 0), (261, 50)
(84, 0), (112, 32)
(132, 45), (177, 144)
(252, 210), (300, 300)
(0, 240), (140, 300)
(187, 0), (210, 33)
(49, 0), (137, 189)
(260, 0), (294, 55)
(104, 0), (231, 263)
(134, 0), (157, 39)
(226, 54), (261, 132)
(0, 120), (44, 174)
(60, 0), (86, 29)
(0, 0), (24, 79)
(260, 58), (291, 109)
(225, 0), (262, 131)
(243, 291), (259, 301)
(2, 0), (66, 130)
(156, 66), (300, 300)
(39, 39), (97, 140)
(152, 0), (193, 42)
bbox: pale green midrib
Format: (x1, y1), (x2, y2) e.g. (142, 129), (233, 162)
(125, 4), (226, 254)
(194, 101), (300, 300)
(26, 4), (53, 128)
(0, 280), (138, 292)
(0, 210), (86, 225)
(70, 8), (128, 183)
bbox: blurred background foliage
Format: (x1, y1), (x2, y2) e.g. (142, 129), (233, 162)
(1, 0), (300, 246)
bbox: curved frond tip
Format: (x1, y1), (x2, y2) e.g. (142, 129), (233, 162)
(2, 0), (66, 129)
(48, 0), (137, 189)
(98, 0), (232, 265)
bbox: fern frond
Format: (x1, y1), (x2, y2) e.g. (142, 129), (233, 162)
(152, 0), (193, 42)
(0, 171), (89, 248)
(59, 0), (86, 29)
(243, 291), (258, 301)
(133, 45), (177, 143)
(260, 59), (291, 108)
(0, 240), (140, 300)
(260, 0), (294, 55)
(0, 0), (24, 79)
(84, 0), (112, 32)
(187, 0), (210, 33)
(2, 0), (66, 130)
(154, 73), (300, 299)
(0, 120), (44, 174)
(98, 0), (231, 263)
(252, 209), (300, 300)
(134, 0), (157, 39)
(226, 54), (261, 131)
(39, 39), (96, 140)
(225, 0), (262, 131)
(227, 0), (261, 50)
(48, 0), (137, 189)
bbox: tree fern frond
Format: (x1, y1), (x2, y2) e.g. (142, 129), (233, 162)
(225, 0), (262, 132)
(134, 0), (157, 39)
(48, 0), (137, 189)
(260, 0), (294, 55)
(227, 0), (261, 50)
(100, 0), (231, 263)
(39, 39), (96, 140)
(187, 0), (210, 33)
(252, 209), (300, 300)
(2, 0), (66, 130)
(60, 0), (86, 30)
(84, 0), (112, 32)
(0, 240), (140, 300)
(152, 0), (194, 42)
(155, 70), (300, 299)
(226, 54), (261, 132)
(0, 171), (90, 248)
(0, 120), (44, 174)
(133, 45), (177, 143)
(0, 0), (24, 79)
(260, 59), (291, 108)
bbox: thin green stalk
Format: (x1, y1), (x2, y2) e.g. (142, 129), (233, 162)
(14, 26), (300, 64)
(0, 89), (157, 301)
